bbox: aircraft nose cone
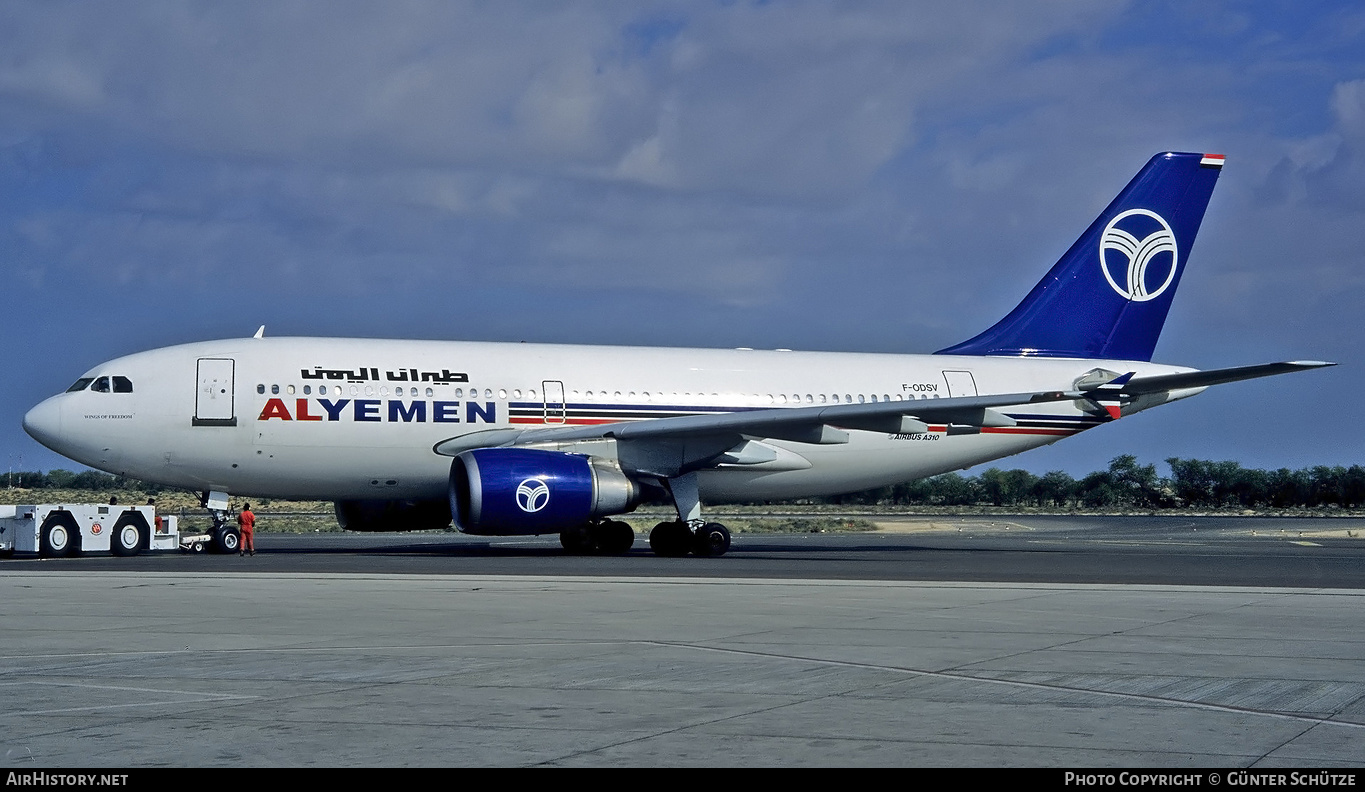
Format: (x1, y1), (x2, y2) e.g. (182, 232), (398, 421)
(23, 397), (63, 450)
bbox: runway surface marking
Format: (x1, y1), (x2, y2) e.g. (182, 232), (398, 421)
(649, 641), (1365, 732)
(0, 680), (258, 717)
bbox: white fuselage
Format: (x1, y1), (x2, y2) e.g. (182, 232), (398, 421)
(22, 337), (1199, 503)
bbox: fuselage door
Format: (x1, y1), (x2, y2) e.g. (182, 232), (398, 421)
(941, 370), (978, 398)
(542, 380), (566, 424)
(194, 358), (237, 426)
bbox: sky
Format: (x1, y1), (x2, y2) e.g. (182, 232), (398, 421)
(2, 0), (1362, 482)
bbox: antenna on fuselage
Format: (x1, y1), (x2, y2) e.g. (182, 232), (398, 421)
(253, 325), (265, 339)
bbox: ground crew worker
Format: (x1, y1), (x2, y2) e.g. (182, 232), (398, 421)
(148, 498), (165, 534)
(237, 503), (256, 556)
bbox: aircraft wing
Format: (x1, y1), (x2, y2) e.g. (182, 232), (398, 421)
(434, 388), (1082, 457)
(433, 360), (1334, 465)
(1116, 361), (1335, 395)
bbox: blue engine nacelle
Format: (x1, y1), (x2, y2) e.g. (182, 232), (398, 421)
(449, 448), (641, 535)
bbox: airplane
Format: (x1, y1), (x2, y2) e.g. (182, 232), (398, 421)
(21, 152), (1333, 557)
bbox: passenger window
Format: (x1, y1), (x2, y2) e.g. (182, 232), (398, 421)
(113, 376), (133, 393)
(66, 378), (94, 393)
(271, 384), (279, 395)
(92, 377), (111, 393)
(303, 385), (311, 395)
(257, 384), (265, 394)
(287, 385), (296, 395)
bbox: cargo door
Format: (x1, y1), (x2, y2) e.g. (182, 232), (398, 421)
(194, 358), (237, 426)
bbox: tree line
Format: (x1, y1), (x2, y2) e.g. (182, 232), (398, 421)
(818, 455), (1365, 509)
(5, 468), (167, 493)
(7, 455), (1365, 510)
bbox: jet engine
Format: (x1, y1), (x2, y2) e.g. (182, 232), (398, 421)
(335, 499), (452, 532)
(449, 448), (641, 535)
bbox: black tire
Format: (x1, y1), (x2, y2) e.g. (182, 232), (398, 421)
(599, 520), (634, 554)
(649, 521), (692, 557)
(560, 525), (592, 554)
(214, 527), (241, 554)
(693, 522), (731, 557)
(111, 521), (144, 557)
(40, 517), (76, 558)
(191, 541), (205, 553)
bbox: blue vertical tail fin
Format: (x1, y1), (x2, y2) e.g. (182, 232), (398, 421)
(936, 152), (1223, 362)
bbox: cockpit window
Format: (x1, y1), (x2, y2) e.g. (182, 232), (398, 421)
(113, 376), (133, 393)
(65, 378), (94, 393)
(92, 376), (111, 393)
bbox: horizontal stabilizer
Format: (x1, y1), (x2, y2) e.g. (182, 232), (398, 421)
(1116, 361), (1335, 395)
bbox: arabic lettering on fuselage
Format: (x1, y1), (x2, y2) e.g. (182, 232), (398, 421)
(300, 367), (470, 384)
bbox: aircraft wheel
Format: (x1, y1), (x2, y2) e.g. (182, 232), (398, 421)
(693, 522), (731, 557)
(560, 525), (593, 554)
(649, 521), (692, 557)
(214, 527), (241, 554)
(111, 522), (144, 557)
(40, 518), (75, 558)
(599, 520), (634, 554)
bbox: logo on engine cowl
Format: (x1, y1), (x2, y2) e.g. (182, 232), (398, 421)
(515, 478), (551, 513)
(1099, 208), (1179, 302)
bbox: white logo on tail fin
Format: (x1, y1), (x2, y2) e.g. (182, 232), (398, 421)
(1100, 209), (1178, 302)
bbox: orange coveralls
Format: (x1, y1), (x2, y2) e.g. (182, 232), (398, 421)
(237, 509), (255, 553)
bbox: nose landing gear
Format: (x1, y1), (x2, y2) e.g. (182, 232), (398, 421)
(200, 490), (242, 554)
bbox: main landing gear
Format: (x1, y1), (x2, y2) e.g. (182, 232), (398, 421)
(646, 472), (732, 558)
(558, 519), (731, 557)
(647, 520), (731, 557)
(559, 519), (635, 555)
(557, 472), (733, 558)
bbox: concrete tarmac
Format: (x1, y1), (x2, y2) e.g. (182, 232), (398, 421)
(2, 571), (1362, 767)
